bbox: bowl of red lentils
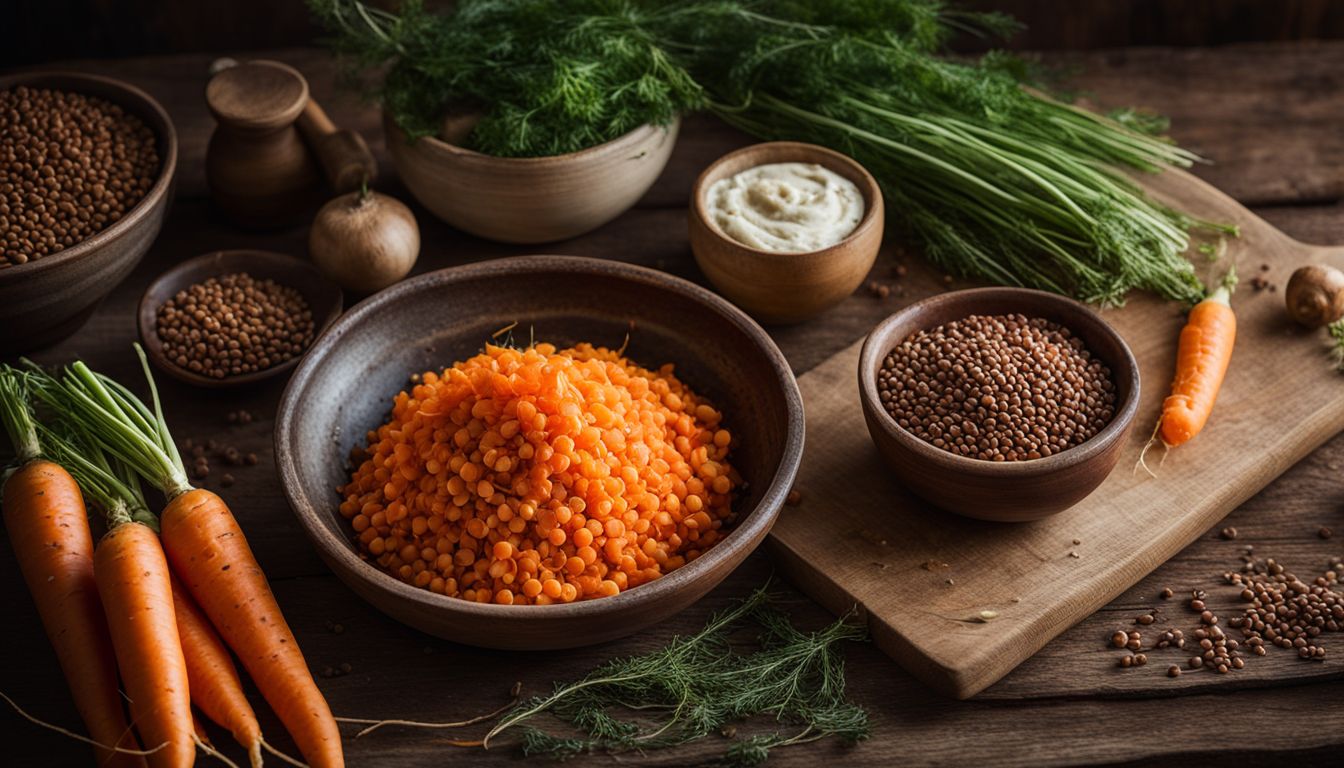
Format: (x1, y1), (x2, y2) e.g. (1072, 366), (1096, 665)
(859, 287), (1140, 522)
(0, 71), (177, 353)
(275, 255), (804, 649)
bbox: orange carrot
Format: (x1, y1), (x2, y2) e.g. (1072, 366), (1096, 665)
(1159, 277), (1237, 447)
(95, 522), (195, 768)
(2, 459), (146, 768)
(162, 489), (343, 768)
(171, 570), (264, 768)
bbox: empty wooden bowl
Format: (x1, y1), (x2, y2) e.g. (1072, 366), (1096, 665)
(275, 255), (804, 649)
(137, 250), (343, 388)
(858, 288), (1140, 522)
(385, 114), (679, 244)
(0, 71), (177, 354)
(689, 141), (884, 324)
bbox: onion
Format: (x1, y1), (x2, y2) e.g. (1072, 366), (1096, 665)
(309, 188), (419, 293)
(1285, 264), (1344, 328)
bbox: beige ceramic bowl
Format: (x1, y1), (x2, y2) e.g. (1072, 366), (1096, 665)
(384, 114), (679, 244)
(689, 141), (884, 324)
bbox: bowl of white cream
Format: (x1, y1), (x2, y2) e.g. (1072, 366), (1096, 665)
(690, 142), (884, 324)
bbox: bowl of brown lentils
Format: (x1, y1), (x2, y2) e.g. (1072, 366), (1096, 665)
(137, 250), (343, 388)
(0, 71), (177, 353)
(859, 287), (1140, 522)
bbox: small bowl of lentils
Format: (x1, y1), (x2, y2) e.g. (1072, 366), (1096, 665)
(858, 287), (1140, 522)
(0, 71), (177, 353)
(138, 250), (343, 388)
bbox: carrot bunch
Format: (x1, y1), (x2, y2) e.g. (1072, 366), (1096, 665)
(3, 349), (343, 768)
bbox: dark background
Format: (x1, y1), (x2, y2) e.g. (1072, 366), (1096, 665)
(4, 0), (1344, 67)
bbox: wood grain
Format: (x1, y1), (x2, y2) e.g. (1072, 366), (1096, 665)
(770, 166), (1344, 698)
(4, 43), (1344, 766)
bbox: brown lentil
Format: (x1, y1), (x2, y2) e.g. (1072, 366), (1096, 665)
(0, 86), (158, 266)
(156, 272), (314, 379)
(876, 313), (1115, 461)
(1167, 665), (1181, 677)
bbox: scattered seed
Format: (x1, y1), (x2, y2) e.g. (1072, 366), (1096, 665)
(1321, 527), (1334, 540)
(1220, 527), (1238, 540)
(1110, 631), (1127, 648)
(1167, 665), (1181, 678)
(785, 489), (802, 506)
(1160, 587), (1174, 599)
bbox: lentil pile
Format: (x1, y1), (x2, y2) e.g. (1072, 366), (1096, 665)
(877, 313), (1116, 461)
(1, 86), (159, 267)
(339, 343), (738, 604)
(155, 272), (314, 379)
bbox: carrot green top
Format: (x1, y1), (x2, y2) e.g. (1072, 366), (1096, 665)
(0, 367), (40, 464)
(26, 345), (193, 499)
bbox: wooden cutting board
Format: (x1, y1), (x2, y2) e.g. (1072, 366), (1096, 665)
(766, 167), (1344, 699)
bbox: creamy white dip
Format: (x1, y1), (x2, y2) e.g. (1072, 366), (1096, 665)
(705, 162), (864, 253)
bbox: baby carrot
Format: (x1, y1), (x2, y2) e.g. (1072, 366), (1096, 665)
(0, 370), (145, 768)
(1159, 272), (1237, 447)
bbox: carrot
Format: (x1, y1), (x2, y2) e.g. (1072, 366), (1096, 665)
(31, 349), (345, 768)
(163, 488), (343, 768)
(94, 520), (195, 768)
(0, 371), (146, 768)
(170, 569), (265, 768)
(1159, 273), (1237, 447)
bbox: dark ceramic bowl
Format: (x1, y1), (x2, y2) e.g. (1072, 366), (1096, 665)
(858, 288), (1140, 522)
(137, 250), (343, 388)
(276, 255), (804, 649)
(0, 71), (177, 354)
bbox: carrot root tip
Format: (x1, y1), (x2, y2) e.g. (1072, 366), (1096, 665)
(0, 689), (167, 757)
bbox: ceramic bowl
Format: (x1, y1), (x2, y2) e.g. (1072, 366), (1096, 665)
(137, 250), (343, 388)
(858, 287), (1140, 522)
(689, 141), (884, 324)
(276, 255), (804, 649)
(384, 114), (679, 244)
(0, 71), (177, 354)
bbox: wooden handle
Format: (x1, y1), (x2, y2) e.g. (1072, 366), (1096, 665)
(297, 98), (378, 193)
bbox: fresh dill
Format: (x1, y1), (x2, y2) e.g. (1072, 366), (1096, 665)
(482, 588), (869, 765)
(311, 0), (1237, 305)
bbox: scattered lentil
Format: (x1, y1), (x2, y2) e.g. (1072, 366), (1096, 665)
(0, 86), (159, 266)
(1167, 665), (1180, 677)
(876, 313), (1115, 461)
(156, 272), (314, 379)
(1321, 527), (1334, 540)
(1160, 587), (1174, 599)
(1220, 526), (1238, 540)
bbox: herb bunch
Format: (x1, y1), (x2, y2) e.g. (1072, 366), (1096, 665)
(482, 588), (869, 765)
(313, 0), (1236, 305)
(310, 0), (706, 156)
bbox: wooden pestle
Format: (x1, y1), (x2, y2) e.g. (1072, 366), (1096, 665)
(296, 98), (378, 193)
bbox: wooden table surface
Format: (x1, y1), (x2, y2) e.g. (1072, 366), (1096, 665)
(4, 42), (1343, 767)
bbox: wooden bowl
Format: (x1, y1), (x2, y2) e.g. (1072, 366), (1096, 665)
(689, 141), (884, 324)
(384, 114), (679, 244)
(858, 288), (1140, 522)
(0, 71), (177, 354)
(275, 255), (804, 649)
(137, 250), (343, 388)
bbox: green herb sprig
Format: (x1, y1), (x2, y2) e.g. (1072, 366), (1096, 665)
(312, 0), (1237, 306)
(482, 588), (868, 765)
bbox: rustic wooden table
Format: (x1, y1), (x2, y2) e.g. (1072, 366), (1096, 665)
(4, 42), (1343, 767)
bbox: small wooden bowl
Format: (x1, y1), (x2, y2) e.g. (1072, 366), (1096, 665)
(137, 250), (343, 388)
(689, 141), (884, 324)
(384, 114), (679, 244)
(858, 288), (1140, 522)
(275, 255), (804, 649)
(0, 71), (177, 354)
